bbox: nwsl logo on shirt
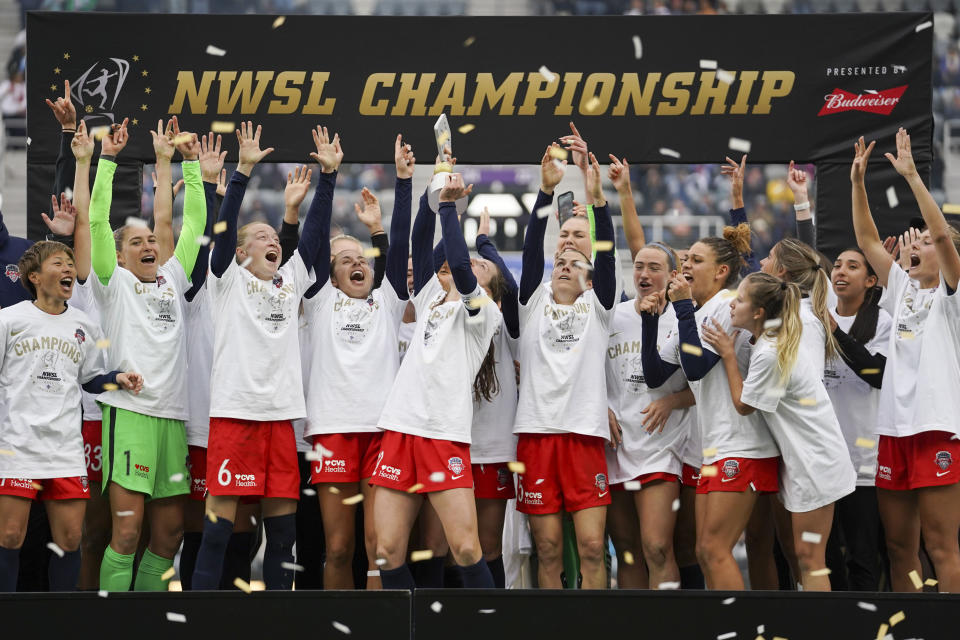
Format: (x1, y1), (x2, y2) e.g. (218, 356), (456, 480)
(5, 264), (19, 282)
(156, 274), (166, 288)
(273, 274), (283, 289)
(74, 328), (86, 345)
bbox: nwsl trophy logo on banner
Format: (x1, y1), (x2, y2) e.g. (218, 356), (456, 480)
(71, 58), (130, 126)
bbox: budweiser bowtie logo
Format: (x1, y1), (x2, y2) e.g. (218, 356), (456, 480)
(818, 85), (908, 116)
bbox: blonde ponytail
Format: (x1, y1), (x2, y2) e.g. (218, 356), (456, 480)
(743, 273), (802, 384)
(771, 238), (838, 361)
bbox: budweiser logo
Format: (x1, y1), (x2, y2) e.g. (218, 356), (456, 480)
(818, 85), (907, 116)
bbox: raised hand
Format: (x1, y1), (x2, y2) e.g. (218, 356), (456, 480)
(702, 318), (738, 359)
(151, 118), (176, 163)
(608, 154), (631, 193)
(354, 187), (383, 232)
(884, 127), (918, 178)
(666, 273), (691, 302)
(45, 80), (76, 131)
(216, 168), (227, 197)
(71, 120), (94, 163)
(236, 121), (274, 175)
(541, 143), (566, 194)
(898, 227), (921, 272)
(850, 136), (875, 184)
(100, 117), (129, 156)
(199, 132), (227, 183)
(284, 165), (313, 210)
(394, 134), (415, 179)
(116, 372), (144, 394)
(721, 154), (746, 208)
(786, 160), (809, 200)
(637, 291), (663, 314)
(439, 173), (473, 203)
(310, 125), (342, 174)
(587, 152), (605, 206)
(174, 130), (200, 162)
(478, 207), (491, 237)
(41, 193), (77, 236)
(560, 121), (589, 173)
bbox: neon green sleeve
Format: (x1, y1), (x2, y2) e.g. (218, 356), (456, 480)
(90, 160), (118, 285)
(173, 161), (204, 281)
(586, 203), (597, 262)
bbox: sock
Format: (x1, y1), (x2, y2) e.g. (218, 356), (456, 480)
(0, 544), (20, 592)
(179, 532), (202, 591)
(48, 548), (81, 591)
(458, 558), (495, 588)
(487, 555), (505, 588)
(443, 563), (463, 588)
(99, 545), (134, 592)
(381, 564), (416, 589)
(414, 557), (445, 588)
(192, 516), (234, 590)
(680, 563), (705, 590)
(134, 549), (174, 592)
(263, 514), (296, 590)
(219, 532), (253, 589)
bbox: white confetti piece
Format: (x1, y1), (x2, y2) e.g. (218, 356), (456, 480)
(536, 204), (553, 219)
(538, 65), (556, 83)
(722, 597), (736, 605)
(302, 487), (316, 496)
(855, 437), (876, 449)
(507, 461), (526, 474)
(916, 20), (933, 32)
(624, 480), (641, 491)
(534, 478), (544, 485)
(458, 124), (475, 134)
(342, 493), (364, 505)
(757, 625), (765, 634)
(809, 567), (831, 576)
(211, 121), (235, 134)
(332, 621), (351, 635)
(431, 601), (443, 613)
(908, 569), (923, 589)
(240, 257), (253, 268)
(115, 510), (134, 517)
(749, 481), (757, 492)
(671, 498), (680, 512)
(26, 137), (31, 146)
(885, 185), (899, 208)
(552, 158), (565, 171)
(250, 515), (257, 526)
(623, 550), (635, 565)
(196, 235), (211, 246)
(161, 567), (176, 581)
(47, 542), (64, 557)
(124, 216), (149, 228)
(234, 577), (252, 593)
(65, 187), (74, 200)
(272, 16), (285, 28)
(429, 471), (445, 483)
(858, 465), (875, 475)
(717, 69), (735, 85)
(699, 59), (718, 70)
(166, 612), (187, 623)
(728, 137), (752, 153)
(281, 562), (305, 572)
(169, 473), (184, 482)
(801, 531), (822, 544)
(718, 633), (737, 640)
(478, 609), (496, 614)
(98, 590), (108, 598)
(205, 45), (227, 56)
(632, 35), (642, 59)
(410, 549), (434, 562)
(375, 557), (387, 566)
(657, 581), (680, 590)
(763, 318), (782, 330)
(659, 147), (681, 159)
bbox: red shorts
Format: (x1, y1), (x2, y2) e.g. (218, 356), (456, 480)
(611, 472), (679, 491)
(696, 457), (779, 495)
(876, 431), (960, 490)
(206, 417), (300, 500)
(0, 476), (91, 500)
(367, 430), (473, 493)
(515, 433), (611, 514)
(681, 464), (701, 488)
(187, 446), (208, 501)
(309, 432), (384, 484)
(81, 420), (103, 484)
(472, 463), (516, 500)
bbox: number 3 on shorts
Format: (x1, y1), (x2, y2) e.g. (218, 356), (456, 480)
(218, 459), (231, 486)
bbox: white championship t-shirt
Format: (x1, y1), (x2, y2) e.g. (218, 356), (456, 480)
(741, 336), (856, 512)
(513, 284), (615, 439)
(471, 319), (519, 464)
(824, 309), (891, 485)
(70, 278), (103, 422)
(398, 320), (415, 363)
(0, 301), (109, 478)
(184, 283), (214, 447)
(303, 281), (405, 436)
(378, 275), (500, 444)
(605, 301), (690, 483)
(293, 306), (313, 453)
(91, 257), (190, 419)
(209, 252), (315, 421)
(660, 290), (779, 464)
(800, 298), (826, 379)
(878, 264), (960, 438)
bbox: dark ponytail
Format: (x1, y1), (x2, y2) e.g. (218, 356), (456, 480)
(842, 247), (881, 345)
(473, 265), (507, 404)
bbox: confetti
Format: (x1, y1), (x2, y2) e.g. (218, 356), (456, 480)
(729, 137), (752, 153)
(534, 479), (544, 485)
(213, 221), (228, 234)
(0, 449), (13, 456)
(701, 464), (718, 477)
(925, 578), (938, 586)
(860, 368), (881, 375)
(875, 623), (889, 640)
(116, 510), (135, 517)
(623, 550), (635, 565)
(671, 498), (680, 512)
(196, 235), (211, 246)
(538, 65), (556, 83)
(169, 473), (184, 482)
(250, 515), (257, 526)
(96, 338), (111, 349)
(908, 569), (923, 589)
(659, 147), (681, 159)
(889, 611), (905, 626)
(717, 69), (736, 85)
(536, 205), (553, 219)
(91, 125), (110, 140)
(26, 137), (32, 146)
(172, 133), (192, 145)
(722, 597), (736, 605)
(458, 124), (476, 134)
(47, 542), (65, 557)
(584, 96), (602, 114)
(809, 567), (831, 576)
(857, 601), (877, 612)
(855, 437), (876, 449)
(31, 481), (43, 490)
(429, 471), (446, 483)
(342, 493), (364, 505)
(942, 203), (960, 215)
(410, 549), (434, 562)
(161, 567), (176, 581)
(332, 621), (351, 635)
(797, 397), (817, 406)
(763, 319), (782, 330)
(549, 146), (568, 161)
(466, 296), (493, 309)
(363, 247), (381, 259)
(699, 59), (718, 70)
(703, 447), (718, 458)
(375, 558), (387, 566)
(507, 461), (526, 474)
(103, 383), (119, 391)
(717, 633), (737, 640)
(98, 590), (108, 598)
(205, 45), (227, 56)
(757, 625), (765, 634)
(632, 35), (642, 59)
(915, 20), (933, 32)
(886, 186), (899, 209)
(478, 609), (496, 614)
(166, 612), (187, 623)
(234, 577), (252, 593)
(206, 511), (218, 523)
(407, 483), (424, 493)
(681, 343), (703, 357)
(749, 481), (757, 492)
(801, 531), (822, 544)
(858, 465), (875, 475)
(573, 261), (595, 273)
(431, 601), (443, 613)
(124, 216), (149, 228)
(211, 121), (235, 134)
(657, 581), (680, 589)
(302, 487), (316, 496)
(436, 130), (450, 146)
(328, 486), (341, 494)
(272, 16), (285, 28)
(463, 36), (476, 47)
(240, 257), (253, 268)
(624, 480), (641, 491)
(593, 240), (614, 252)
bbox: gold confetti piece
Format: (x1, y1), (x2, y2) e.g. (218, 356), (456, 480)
(342, 493), (364, 505)
(797, 397), (817, 406)
(196, 235), (211, 246)
(716, 69), (736, 85)
(860, 368), (881, 375)
(103, 383), (118, 391)
(538, 65), (556, 83)
(701, 464), (718, 477)
(507, 461), (526, 474)
(671, 498), (680, 512)
(699, 59), (718, 70)
(623, 480), (641, 491)
(855, 437), (876, 449)
(702, 447), (718, 458)
(166, 612), (187, 623)
(908, 569), (923, 589)
(115, 510), (135, 517)
(0, 449), (14, 456)
(363, 247), (381, 258)
(771, 637), (788, 640)
(161, 567), (176, 581)
(172, 133), (192, 145)
(332, 621), (351, 635)
(302, 487), (316, 496)
(681, 343), (703, 357)
(47, 542), (65, 557)
(763, 318), (782, 330)
(431, 601), (443, 613)
(466, 296), (493, 309)
(657, 581), (680, 589)
(659, 147), (680, 159)
(213, 221), (228, 234)
(755, 637), (765, 640)
(206, 510), (218, 523)
(632, 35), (642, 59)
(584, 96), (602, 114)
(548, 146), (568, 161)
(95, 338), (111, 349)
(809, 568), (831, 576)
(623, 550), (635, 565)
(328, 486), (341, 494)
(410, 549), (434, 562)
(888, 611), (905, 626)
(32, 481), (43, 491)
(91, 125), (110, 140)
(463, 36), (475, 47)
(211, 121), (235, 134)
(272, 16), (285, 28)
(800, 531), (822, 544)
(593, 240), (614, 252)
(458, 124), (475, 134)
(925, 578), (938, 586)
(281, 562), (305, 572)
(942, 203), (960, 215)
(429, 471), (446, 483)
(407, 483), (424, 493)
(875, 623), (888, 640)
(234, 577), (252, 593)
(436, 130), (450, 146)
(728, 137), (752, 153)
(205, 45), (227, 56)
(858, 601), (877, 611)
(722, 596), (735, 605)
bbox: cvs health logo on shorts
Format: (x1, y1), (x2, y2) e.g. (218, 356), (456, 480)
(818, 85), (907, 116)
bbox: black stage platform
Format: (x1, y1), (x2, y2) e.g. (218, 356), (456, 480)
(1, 589), (954, 639)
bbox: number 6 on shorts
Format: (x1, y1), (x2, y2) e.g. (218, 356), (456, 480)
(218, 459), (231, 486)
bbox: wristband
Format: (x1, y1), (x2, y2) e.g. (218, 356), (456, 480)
(793, 201), (810, 212)
(99, 154), (116, 163)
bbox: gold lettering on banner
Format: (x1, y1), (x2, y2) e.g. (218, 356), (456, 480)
(553, 72), (583, 116)
(466, 73), (523, 116)
(578, 73), (616, 116)
(391, 73), (437, 116)
(753, 71), (795, 115)
(429, 73), (467, 116)
(612, 72), (660, 116)
(690, 71), (732, 115)
(268, 71), (305, 114)
(359, 73), (396, 115)
(168, 71), (216, 114)
(729, 71), (759, 115)
(302, 72), (336, 114)
(656, 72), (695, 116)
(518, 72), (560, 115)
(217, 71), (275, 113)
